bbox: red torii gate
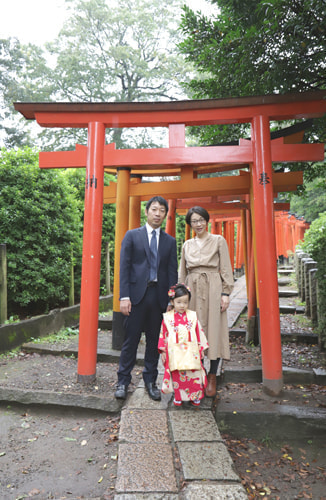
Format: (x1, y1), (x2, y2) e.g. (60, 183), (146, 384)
(15, 91), (326, 396)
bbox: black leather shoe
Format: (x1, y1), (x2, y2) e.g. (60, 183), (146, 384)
(115, 384), (127, 399)
(145, 382), (161, 401)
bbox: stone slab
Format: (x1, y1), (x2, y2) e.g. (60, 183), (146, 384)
(116, 443), (178, 493)
(114, 495), (177, 499)
(177, 441), (239, 481)
(127, 387), (172, 410)
(120, 409), (169, 443)
(180, 482), (248, 499)
(169, 410), (222, 442)
(278, 289), (298, 297)
(0, 387), (122, 412)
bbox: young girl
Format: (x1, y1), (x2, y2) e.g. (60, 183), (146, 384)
(158, 283), (208, 406)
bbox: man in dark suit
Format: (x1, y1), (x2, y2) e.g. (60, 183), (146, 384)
(115, 196), (178, 400)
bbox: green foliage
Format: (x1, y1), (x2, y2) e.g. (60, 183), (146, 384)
(63, 168), (116, 294)
(180, 0), (325, 97)
(30, 326), (79, 345)
(178, 0), (326, 151)
(0, 148), (83, 315)
(301, 211), (326, 347)
(290, 176), (326, 222)
(1, 0), (193, 150)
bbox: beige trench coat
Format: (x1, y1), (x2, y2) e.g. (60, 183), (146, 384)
(179, 234), (234, 360)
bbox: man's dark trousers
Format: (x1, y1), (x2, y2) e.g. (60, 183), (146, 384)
(117, 284), (162, 386)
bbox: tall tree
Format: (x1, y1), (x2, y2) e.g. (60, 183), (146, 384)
(180, 0), (325, 98)
(2, 0), (193, 150)
(178, 0), (325, 145)
(0, 38), (54, 148)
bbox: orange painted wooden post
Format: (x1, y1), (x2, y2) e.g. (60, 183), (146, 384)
(251, 115), (282, 395)
(129, 195), (141, 230)
(287, 213), (295, 257)
(246, 197), (258, 343)
(276, 213), (283, 260)
(241, 209), (249, 291)
(235, 220), (242, 272)
(166, 199), (176, 237)
(112, 167), (131, 350)
(216, 221), (223, 235)
(224, 221), (234, 271)
(77, 122), (105, 382)
(224, 221), (229, 247)
(129, 176), (142, 230)
(229, 221), (235, 272)
(185, 223), (191, 241)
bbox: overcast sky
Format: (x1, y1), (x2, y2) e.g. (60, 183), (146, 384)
(0, 0), (216, 45)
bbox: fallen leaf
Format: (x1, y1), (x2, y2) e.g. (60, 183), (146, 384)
(28, 488), (40, 496)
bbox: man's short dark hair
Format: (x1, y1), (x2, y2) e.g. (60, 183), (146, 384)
(146, 196), (169, 214)
(185, 206), (210, 225)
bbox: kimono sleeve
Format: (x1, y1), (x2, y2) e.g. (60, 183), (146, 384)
(158, 320), (168, 352)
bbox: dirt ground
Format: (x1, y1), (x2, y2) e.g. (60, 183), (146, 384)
(0, 313), (325, 499)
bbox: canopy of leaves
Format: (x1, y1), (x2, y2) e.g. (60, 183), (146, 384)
(1, 0), (193, 150)
(178, 0), (325, 146)
(290, 177), (326, 222)
(0, 148), (83, 315)
(179, 0), (325, 98)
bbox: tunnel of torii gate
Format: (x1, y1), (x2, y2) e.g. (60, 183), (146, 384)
(15, 90), (326, 396)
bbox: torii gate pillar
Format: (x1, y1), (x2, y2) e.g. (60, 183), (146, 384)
(112, 167), (131, 350)
(77, 122), (105, 382)
(251, 115), (283, 395)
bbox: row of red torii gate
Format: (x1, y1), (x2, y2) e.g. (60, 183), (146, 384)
(15, 90), (326, 396)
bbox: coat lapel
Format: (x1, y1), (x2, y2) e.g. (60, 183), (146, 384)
(140, 225), (151, 262)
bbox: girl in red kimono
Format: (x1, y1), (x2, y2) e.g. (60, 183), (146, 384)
(158, 283), (208, 406)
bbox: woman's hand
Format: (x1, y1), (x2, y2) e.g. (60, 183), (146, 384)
(220, 295), (230, 313)
(161, 352), (166, 364)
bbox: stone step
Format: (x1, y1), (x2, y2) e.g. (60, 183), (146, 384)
(278, 289), (298, 297)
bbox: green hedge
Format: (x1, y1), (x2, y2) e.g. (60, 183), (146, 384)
(0, 148), (83, 316)
(300, 211), (326, 349)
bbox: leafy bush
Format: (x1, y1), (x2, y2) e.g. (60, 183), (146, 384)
(63, 168), (116, 295)
(0, 148), (83, 316)
(301, 211), (326, 348)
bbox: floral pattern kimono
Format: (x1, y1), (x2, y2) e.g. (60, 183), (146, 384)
(158, 309), (208, 402)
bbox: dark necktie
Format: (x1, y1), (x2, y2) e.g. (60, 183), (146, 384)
(149, 229), (158, 281)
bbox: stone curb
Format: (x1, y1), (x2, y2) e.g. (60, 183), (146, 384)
(0, 386), (123, 412)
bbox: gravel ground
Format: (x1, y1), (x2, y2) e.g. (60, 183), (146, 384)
(0, 311), (325, 500)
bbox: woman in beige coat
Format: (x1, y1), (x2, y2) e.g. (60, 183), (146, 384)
(179, 206), (234, 397)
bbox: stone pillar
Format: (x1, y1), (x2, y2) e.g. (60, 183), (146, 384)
(300, 257), (313, 302)
(294, 250), (308, 296)
(309, 268), (318, 324)
(0, 244), (7, 325)
(304, 260), (317, 316)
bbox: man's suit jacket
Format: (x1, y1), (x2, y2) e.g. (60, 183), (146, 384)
(119, 225), (178, 310)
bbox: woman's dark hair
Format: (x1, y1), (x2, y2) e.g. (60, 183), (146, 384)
(146, 196), (168, 214)
(171, 283), (191, 301)
(185, 206), (210, 226)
